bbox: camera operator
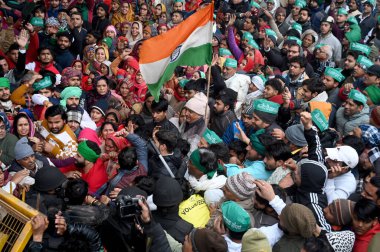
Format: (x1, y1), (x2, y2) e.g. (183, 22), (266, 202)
(99, 186), (172, 251)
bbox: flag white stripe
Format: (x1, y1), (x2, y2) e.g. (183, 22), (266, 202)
(140, 22), (213, 84)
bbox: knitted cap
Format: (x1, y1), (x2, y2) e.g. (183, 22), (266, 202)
(329, 199), (355, 226)
(91, 99), (109, 116)
(185, 97), (206, 116)
(67, 110), (83, 123)
(225, 172), (256, 200)
(281, 203), (316, 238)
(285, 124), (307, 147)
(14, 137), (34, 160)
(242, 229), (271, 252)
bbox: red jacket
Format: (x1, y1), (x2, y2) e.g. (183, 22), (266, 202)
(82, 159), (108, 194)
(353, 223), (380, 252)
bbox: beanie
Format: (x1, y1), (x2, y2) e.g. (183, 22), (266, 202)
(67, 110), (83, 124)
(34, 166), (67, 192)
(329, 199), (355, 226)
(192, 229), (228, 252)
(185, 97), (207, 116)
(14, 137), (34, 160)
(285, 124), (307, 147)
(225, 172), (256, 200)
(242, 229), (271, 252)
(102, 37), (113, 48)
(91, 99), (109, 116)
(78, 141), (100, 163)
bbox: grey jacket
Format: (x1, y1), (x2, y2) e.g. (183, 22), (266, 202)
(335, 105), (370, 136)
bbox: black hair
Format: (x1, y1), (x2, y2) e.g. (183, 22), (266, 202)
(177, 138), (190, 157)
(70, 11), (83, 19)
(369, 176), (380, 199)
(7, 43), (19, 53)
(300, 7), (311, 16)
(171, 10), (184, 18)
(265, 78), (284, 93)
(342, 135), (365, 156)
(353, 198), (379, 222)
(352, 99), (365, 107)
(95, 76), (109, 86)
(86, 140), (101, 155)
(347, 50), (359, 60)
(134, 176), (155, 196)
(184, 79), (202, 91)
(209, 143), (230, 163)
(65, 178), (88, 205)
(155, 129), (178, 153)
(303, 237), (333, 252)
(105, 111), (119, 123)
(39, 69), (57, 85)
(228, 230), (245, 240)
(228, 140), (247, 159)
(288, 56), (307, 68)
(45, 105), (67, 121)
(38, 46), (55, 59)
(118, 147), (138, 170)
(12, 113), (31, 138)
(286, 29), (301, 38)
(151, 98), (169, 113)
(255, 184), (287, 207)
(0, 56), (6, 61)
(302, 78), (325, 94)
(265, 142), (292, 161)
(215, 94), (235, 110)
(34, 4), (46, 14)
(100, 121), (117, 133)
(199, 148), (219, 173)
(193, 78), (207, 92)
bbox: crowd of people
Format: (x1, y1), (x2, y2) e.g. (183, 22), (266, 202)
(0, 0), (380, 251)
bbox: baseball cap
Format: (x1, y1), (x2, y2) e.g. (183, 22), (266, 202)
(325, 146), (359, 168)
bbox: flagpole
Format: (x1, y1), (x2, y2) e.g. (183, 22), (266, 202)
(204, 2), (214, 123)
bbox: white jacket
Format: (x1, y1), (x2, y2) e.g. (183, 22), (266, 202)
(225, 73), (250, 118)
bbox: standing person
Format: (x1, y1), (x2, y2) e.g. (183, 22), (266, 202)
(0, 113), (18, 169)
(210, 93), (237, 137)
(317, 16), (342, 64)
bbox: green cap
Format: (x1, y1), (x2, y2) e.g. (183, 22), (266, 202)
(294, 0), (306, 8)
(265, 29), (277, 40)
(365, 0), (376, 6)
(178, 79), (189, 88)
(219, 48), (232, 56)
(224, 58), (238, 68)
(348, 89), (367, 105)
(315, 43), (327, 49)
(345, 28), (361, 43)
(347, 16), (358, 25)
(311, 109), (329, 132)
(174, 0), (184, 2)
(291, 22), (302, 34)
(287, 36), (302, 46)
(221, 201), (251, 232)
(202, 128), (223, 144)
(30, 17), (44, 27)
(253, 99), (280, 115)
(250, 0), (261, 9)
(249, 129), (266, 156)
(0, 77), (10, 89)
(356, 55), (374, 69)
(247, 39), (260, 49)
(242, 32), (253, 41)
(102, 37), (112, 48)
(337, 8), (348, 15)
(324, 67), (345, 82)
(32, 76), (53, 91)
(349, 42), (371, 56)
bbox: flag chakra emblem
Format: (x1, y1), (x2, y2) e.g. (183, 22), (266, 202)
(170, 45), (182, 62)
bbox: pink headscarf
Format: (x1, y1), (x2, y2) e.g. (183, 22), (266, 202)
(78, 128), (102, 145)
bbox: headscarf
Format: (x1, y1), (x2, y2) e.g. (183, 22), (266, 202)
(126, 21), (143, 47)
(11, 112), (35, 138)
(61, 67), (83, 86)
(60, 87), (82, 107)
(78, 128), (101, 145)
(78, 141), (100, 163)
(106, 134), (129, 152)
(281, 203), (317, 238)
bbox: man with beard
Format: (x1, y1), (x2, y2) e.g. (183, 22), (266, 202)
(60, 86), (96, 130)
(317, 16), (342, 64)
(336, 89), (369, 136)
(298, 8), (312, 32)
(38, 105), (78, 159)
(323, 67), (346, 109)
(282, 56), (309, 99)
(75, 140), (107, 194)
(0, 77), (13, 114)
(222, 58), (250, 117)
(358, 0), (376, 39)
(210, 93), (237, 137)
(68, 12), (87, 59)
(55, 31), (75, 70)
(84, 31), (100, 47)
(341, 51), (359, 83)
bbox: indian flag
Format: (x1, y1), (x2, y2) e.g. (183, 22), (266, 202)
(139, 4), (214, 100)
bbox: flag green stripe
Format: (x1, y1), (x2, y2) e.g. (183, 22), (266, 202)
(147, 43), (212, 99)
